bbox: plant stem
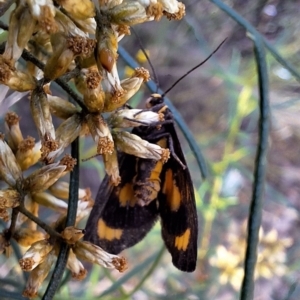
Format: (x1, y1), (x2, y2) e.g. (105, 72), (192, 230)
(16, 205), (62, 239)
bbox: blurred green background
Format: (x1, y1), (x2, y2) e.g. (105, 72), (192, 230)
(1, 0), (300, 299)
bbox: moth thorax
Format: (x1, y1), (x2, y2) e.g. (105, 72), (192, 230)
(134, 180), (161, 206)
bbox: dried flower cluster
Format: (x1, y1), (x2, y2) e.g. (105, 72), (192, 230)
(0, 0), (185, 298)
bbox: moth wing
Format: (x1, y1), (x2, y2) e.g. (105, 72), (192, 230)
(159, 125), (198, 272)
(84, 154), (159, 254)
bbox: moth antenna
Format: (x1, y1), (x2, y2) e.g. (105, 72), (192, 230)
(131, 27), (160, 92)
(161, 38), (227, 98)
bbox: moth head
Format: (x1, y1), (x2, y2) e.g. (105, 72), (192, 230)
(146, 94), (164, 108)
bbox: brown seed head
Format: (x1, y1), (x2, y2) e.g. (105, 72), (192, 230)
(116, 25), (131, 36)
(133, 67), (150, 82)
(86, 70), (102, 89)
(112, 256), (128, 272)
(67, 36), (96, 57)
(60, 154), (77, 172)
(146, 3), (163, 21)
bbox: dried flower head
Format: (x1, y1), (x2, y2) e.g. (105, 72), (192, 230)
(73, 240), (128, 272)
(22, 251), (56, 298)
(19, 239), (53, 271)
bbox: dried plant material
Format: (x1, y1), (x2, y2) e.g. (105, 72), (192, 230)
(0, 57), (37, 91)
(30, 88), (55, 143)
(113, 131), (170, 161)
(3, 3), (37, 62)
(4, 111), (23, 152)
(24, 162), (67, 193)
(0, 188), (20, 208)
(19, 240), (53, 271)
(103, 149), (120, 186)
(47, 95), (79, 119)
(56, 0), (95, 20)
(61, 226), (84, 244)
(22, 251), (56, 298)
(0, 137), (23, 187)
(13, 228), (46, 247)
(86, 114), (114, 155)
(73, 240), (127, 272)
(66, 249), (87, 280)
(16, 137), (41, 170)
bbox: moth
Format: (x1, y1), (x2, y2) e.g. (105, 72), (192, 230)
(84, 94), (198, 272)
(84, 39), (225, 272)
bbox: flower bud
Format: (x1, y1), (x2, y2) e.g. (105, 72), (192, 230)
(22, 251), (56, 298)
(47, 113), (83, 162)
(16, 137), (41, 171)
(67, 249), (87, 280)
(13, 228), (46, 247)
(74, 241), (127, 272)
(0, 189), (20, 209)
(0, 137), (23, 187)
(30, 88), (55, 143)
(49, 181), (89, 200)
(56, 0), (95, 20)
(19, 240), (53, 271)
(4, 111), (23, 153)
(109, 108), (163, 128)
(27, 0), (57, 34)
(103, 67), (150, 112)
(103, 149), (120, 186)
(48, 95), (79, 119)
(3, 3), (37, 62)
(31, 192), (67, 213)
(113, 131), (170, 161)
(86, 114), (114, 155)
(108, 0), (155, 25)
(0, 57), (37, 91)
(95, 16), (118, 74)
(75, 68), (105, 113)
(24, 162), (67, 193)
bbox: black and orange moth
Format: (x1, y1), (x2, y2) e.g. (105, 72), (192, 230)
(84, 39), (226, 272)
(84, 94), (198, 272)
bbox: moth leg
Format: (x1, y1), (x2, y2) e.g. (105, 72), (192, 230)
(146, 132), (186, 169)
(166, 134), (186, 169)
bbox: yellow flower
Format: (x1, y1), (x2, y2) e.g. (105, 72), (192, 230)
(210, 245), (244, 290)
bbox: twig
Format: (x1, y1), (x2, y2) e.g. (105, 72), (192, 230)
(4, 208), (19, 240)
(16, 205), (62, 239)
(42, 137), (80, 300)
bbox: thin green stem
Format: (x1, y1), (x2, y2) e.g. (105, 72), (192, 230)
(42, 137), (80, 300)
(240, 33), (269, 300)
